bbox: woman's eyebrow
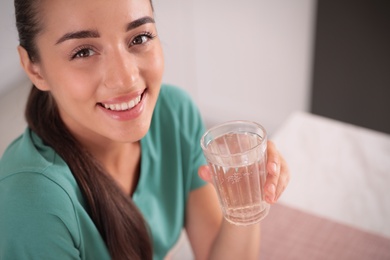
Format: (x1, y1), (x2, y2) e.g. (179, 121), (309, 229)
(55, 16), (155, 45)
(56, 30), (100, 45)
(126, 16), (155, 31)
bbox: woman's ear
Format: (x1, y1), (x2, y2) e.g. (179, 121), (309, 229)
(17, 45), (50, 91)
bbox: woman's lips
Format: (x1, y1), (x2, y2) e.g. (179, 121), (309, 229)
(97, 90), (147, 121)
(98, 90), (145, 112)
(99, 94), (142, 111)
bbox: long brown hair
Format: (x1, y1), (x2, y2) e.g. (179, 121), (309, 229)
(15, 1), (153, 259)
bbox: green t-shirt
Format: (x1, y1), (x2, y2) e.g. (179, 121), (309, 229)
(0, 85), (207, 260)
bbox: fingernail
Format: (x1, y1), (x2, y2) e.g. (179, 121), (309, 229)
(271, 163), (278, 175)
(268, 184), (276, 194)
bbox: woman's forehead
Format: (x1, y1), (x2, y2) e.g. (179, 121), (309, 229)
(40, 0), (154, 33)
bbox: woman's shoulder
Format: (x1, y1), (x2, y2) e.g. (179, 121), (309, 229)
(0, 131), (84, 258)
(0, 169), (78, 217)
(155, 84), (204, 127)
(0, 172), (84, 259)
(159, 83), (191, 98)
(0, 128), (82, 217)
(0, 129), (80, 220)
(1, 128), (56, 176)
(158, 84), (196, 110)
(1, 127), (77, 187)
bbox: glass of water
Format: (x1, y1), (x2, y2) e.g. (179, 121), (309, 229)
(200, 120), (270, 225)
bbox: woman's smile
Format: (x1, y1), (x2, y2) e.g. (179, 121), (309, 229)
(99, 89), (145, 111)
(101, 95), (141, 111)
(97, 89), (148, 121)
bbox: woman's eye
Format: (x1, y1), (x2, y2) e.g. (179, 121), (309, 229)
(132, 35), (149, 45)
(130, 33), (155, 46)
(72, 48), (96, 59)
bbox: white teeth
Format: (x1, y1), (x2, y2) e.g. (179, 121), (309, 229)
(121, 102), (128, 110)
(102, 94), (142, 111)
(129, 100), (135, 108)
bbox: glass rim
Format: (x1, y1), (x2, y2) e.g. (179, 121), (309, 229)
(200, 120), (267, 158)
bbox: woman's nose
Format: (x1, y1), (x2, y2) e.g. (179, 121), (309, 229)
(103, 49), (139, 89)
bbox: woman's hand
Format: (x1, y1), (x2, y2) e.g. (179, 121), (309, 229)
(194, 140), (289, 259)
(263, 140), (290, 203)
(198, 140), (290, 204)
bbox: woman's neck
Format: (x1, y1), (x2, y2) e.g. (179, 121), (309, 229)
(98, 141), (142, 196)
(79, 136), (142, 196)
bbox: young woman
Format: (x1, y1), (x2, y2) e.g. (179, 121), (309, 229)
(0, 0), (290, 259)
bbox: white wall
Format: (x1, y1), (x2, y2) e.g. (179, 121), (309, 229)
(0, 0), (317, 136)
(0, 0), (28, 96)
(154, 0), (317, 134)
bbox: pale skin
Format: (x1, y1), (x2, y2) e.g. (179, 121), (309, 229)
(18, 0), (290, 259)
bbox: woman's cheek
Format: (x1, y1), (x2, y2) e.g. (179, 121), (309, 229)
(63, 69), (101, 101)
(147, 51), (164, 83)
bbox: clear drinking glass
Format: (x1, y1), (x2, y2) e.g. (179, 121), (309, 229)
(200, 120), (270, 225)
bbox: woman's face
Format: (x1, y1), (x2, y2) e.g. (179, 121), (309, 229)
(31, 0), (164, 145)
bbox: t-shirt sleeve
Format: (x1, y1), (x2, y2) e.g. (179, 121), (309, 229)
(0, 172), (81, 260)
